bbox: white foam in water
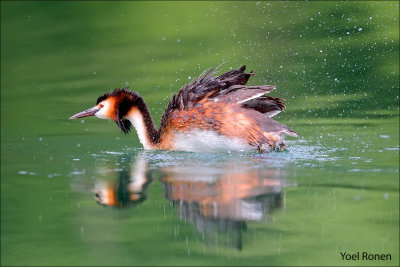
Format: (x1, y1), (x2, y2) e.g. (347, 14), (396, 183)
(102, 151), (125, 155)
(89, 137), (388, 171)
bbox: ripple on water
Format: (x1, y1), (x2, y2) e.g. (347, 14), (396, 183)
(101, 151), (125, 155)
(90, 139), (348, 170)
(385, 147), (399, 151)
(17, 171), (36, 175)
(347, 168), (382, 173)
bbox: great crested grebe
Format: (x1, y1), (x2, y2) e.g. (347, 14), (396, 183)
(69, 65), (297, 153)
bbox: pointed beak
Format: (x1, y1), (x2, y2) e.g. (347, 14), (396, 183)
(69, 106), (100, 119)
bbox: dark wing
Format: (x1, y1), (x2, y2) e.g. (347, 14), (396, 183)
(242, 96), (286, 117)
(160, 65), (284, 129)
(166, 65), (253, 110)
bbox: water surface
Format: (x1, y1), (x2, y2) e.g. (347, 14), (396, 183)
(1, 1), (399, 266)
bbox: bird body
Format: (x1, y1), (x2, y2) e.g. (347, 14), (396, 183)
(70, 65), (297, 153)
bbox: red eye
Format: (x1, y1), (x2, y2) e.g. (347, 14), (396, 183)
(99, 104), (104, 108)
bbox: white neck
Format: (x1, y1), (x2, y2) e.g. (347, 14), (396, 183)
(126, 110), (153, 150)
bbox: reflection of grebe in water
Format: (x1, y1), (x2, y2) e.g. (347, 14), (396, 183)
(160, 166), (286, 249)
(93, 154), (291, 249)
(93, 158), (151, 208)
(161, 167), (285, 221)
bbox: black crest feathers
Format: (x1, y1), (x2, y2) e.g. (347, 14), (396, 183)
(96, 87), (138, 134)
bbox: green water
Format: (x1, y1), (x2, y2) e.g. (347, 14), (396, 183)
(1, 1), (399, 266)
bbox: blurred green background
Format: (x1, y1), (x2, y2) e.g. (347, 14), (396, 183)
(1, 1), (399, 266)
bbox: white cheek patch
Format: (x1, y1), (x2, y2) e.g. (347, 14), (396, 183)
(95, 109), (109, 119)
(95, 101), (112, 119)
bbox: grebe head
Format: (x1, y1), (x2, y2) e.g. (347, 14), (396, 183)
(69, 88), (141, 134)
